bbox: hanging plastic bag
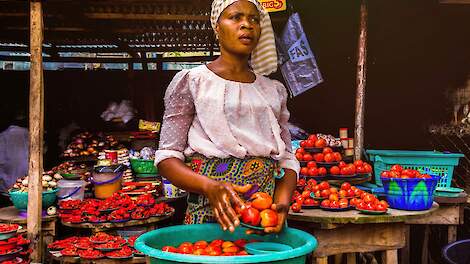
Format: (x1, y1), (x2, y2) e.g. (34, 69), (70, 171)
(278, 13), (323, 97)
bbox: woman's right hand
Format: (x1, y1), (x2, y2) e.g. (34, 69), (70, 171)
(204, 180), (246, 232)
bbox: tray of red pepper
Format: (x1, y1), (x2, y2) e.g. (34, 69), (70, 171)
(135, 193), (155, 207)
(0, 237), (18, 251)
(127, 236), (138, 248)
(1, 257), (25, 264)
(89, 233), (114, 244)
(78, 248), (104, 259)
(74, 240), (94, 250)
(0, 247), (22, 257)
(107, 208), (130, 223)
(130, 207), (151, 220)
(58, 200), (82, 210)
(94, 241), (124, 252)
(0, 225), (19, 242)
(105, 246), (134, 259)
(60, 247), (78, 257)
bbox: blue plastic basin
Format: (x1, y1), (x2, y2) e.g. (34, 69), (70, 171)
(135, 223), (318, 264)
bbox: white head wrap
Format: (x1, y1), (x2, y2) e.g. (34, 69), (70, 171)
(211, 0), (278, 76)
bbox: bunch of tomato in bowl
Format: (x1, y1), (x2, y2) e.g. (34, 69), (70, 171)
(328, 160), (373, 177)
(162, 239), (252, 256)
(380, 165), (432, 179)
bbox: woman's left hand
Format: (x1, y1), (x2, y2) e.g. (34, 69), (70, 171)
(263, 203), (288, 234)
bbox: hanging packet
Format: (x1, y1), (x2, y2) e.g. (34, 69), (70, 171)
(278, 13), (323, 97)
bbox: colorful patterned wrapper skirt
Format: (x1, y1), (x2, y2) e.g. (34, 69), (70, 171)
(184, 154), (277, 224)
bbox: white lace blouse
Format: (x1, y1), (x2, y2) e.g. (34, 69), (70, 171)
(154, 65), (300, 175)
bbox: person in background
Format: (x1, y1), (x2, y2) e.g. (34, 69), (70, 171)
(0, 106), (29, 205)
(155, 0), (299, 233)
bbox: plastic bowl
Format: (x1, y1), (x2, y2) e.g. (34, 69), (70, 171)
(135, 223), (317, 264)
(130, 159), (158, 174)
(8, 189), (59, 211)
(381, 176), (439, 211)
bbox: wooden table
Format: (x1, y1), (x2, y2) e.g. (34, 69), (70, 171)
(288, 203), (439, 264)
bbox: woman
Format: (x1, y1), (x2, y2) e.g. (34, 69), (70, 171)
(155, 0), (299, 233)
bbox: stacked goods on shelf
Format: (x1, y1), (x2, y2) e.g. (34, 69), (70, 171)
(291, 179), (389, 215)
(48, 233), (140, 260)
(97, 148), (130, 167)
(62, 132), (123, 159)
(54, 162), (92, 181)
(58, 193), (173, 223)
(0, 224), (30, 263)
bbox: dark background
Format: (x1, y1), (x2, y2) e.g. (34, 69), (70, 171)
(1, 0), (470, 167)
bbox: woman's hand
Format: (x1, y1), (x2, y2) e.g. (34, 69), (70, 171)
(263, 203), (289, 233)
(204, 181), (246, 232)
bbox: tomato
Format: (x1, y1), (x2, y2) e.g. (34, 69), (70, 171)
(356, 166), (364, 174)
(357, 201), (366, 210)
(296, 147), (305, 154)
(390, 165), (403, 172)
(307, 161), (317, 168)
(305, 139), (315, 148)
(329, 166), (340, 175)
(318, 181), (330, 190)
(240, 207), (261, 226)
(209, 240), (224, 248)
(346, 164), (356, 175)
(295, 153), (303, 161)
(308, 134), (318, 141)
(291, 203), (301, 213)
(376, 204), (386, 211)
(341, 182), (351, 190)
(324, 153), (335, 162)
(365, 203), (376, 211)
(322, 147), (333, 154)
(353, 160), (364, 167)
(318, 167), (327, 175)
(379, 200), (389, 208)
(389, 171), (400, 178)
(363, 163), (373, 173)
(339, 161), (347, 168)
(250, 192), (273, 210)
(380, 171), (389, 178)
(329, 187), (338, 194)
(340, 167), (349, 175)
(194, 241), (208, 249)
(320, 189), (330, 198)
(222, 241), (235, 249)
(339, 190), (348, 198)
(320, 199), (330, 207)
(192, 248), (207, 255)
(313, 153), (324, 162)
(303, 153), (313, 161)
(307, 179), (317, 186)
(333, 152), (342, 161)
(314, 139), (327, 148)
(300, 140), (307, 148)
(178, 245), (194, 254)
(308, 167), (318, 176)
(363, 194), (376, 204)
(301, 190), (311, 199)
(206, 245), (222, 256)
(259, 209), (278, 228)
(304, 198), (315, 205)
(300, 167), (309, 175)
(328, 193), (338, 201)
(347, 189), (355, 197)
(330, 200), (339, 208)
(339, 198), (349, 208)
(314, 190), (321, 198)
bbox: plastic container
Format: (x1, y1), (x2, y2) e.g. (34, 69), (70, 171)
(442, 239), (470, 264)
(130, 159), (158, 174)
(381, 176), (439, 211)
(8, 189), (58, 211)
(366, 150), (464, 187)
(91, 165), (125, 199)
(135, 223), (317, 264)
(57, 179), (86, 201)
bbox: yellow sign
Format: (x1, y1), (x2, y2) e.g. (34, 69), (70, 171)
(259, 0), (287, 12)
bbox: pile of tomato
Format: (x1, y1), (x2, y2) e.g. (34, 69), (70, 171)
(237, 192), (278, 229)
(48, 232), (139, 259)
(58, 193), (173, 223)
(291, 179), (389, 213)
(162, 239), (255, 256)
(380, 164), (432, 179)
(328, 160), (373, 176)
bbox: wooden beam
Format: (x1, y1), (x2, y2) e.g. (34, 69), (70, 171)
(354, 0), (367, 160)
(84, 13), (209, 21)
(0, 55), (217, 63)
(27, 0), (44, 263)
(440, 0), (470, 3)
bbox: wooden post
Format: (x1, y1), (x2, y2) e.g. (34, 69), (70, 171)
(27, 0), (44, 263)
(354, 0), (368, 160)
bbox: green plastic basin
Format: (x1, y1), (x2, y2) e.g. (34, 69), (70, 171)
(135, 223), (318, 264)
(8, 189), (59, 211)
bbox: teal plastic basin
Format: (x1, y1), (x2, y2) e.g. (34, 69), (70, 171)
(9, 189), (59, 211)
(135, 223), (318, 264)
